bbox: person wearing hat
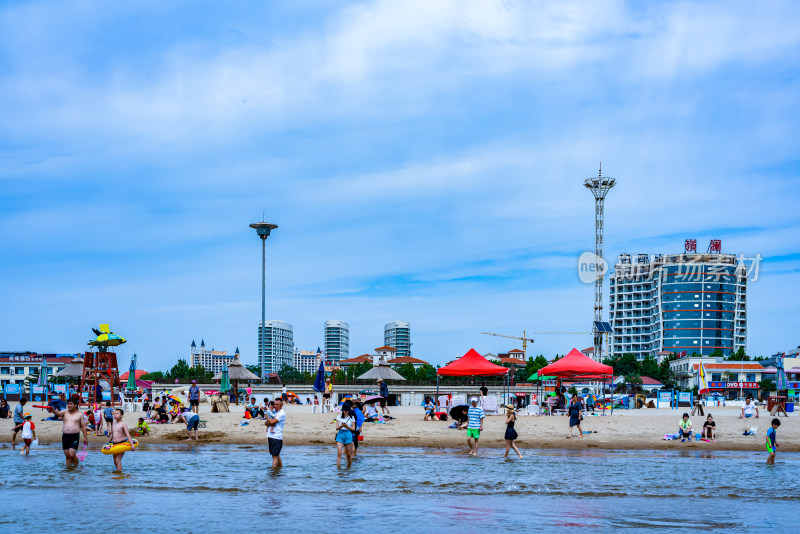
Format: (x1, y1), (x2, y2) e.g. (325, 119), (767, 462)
(378, 378), (390, 416)
(20, 413), (36, 456)
(188, 380), (201, 414)
(466, 397), (485, 456)
(504, 406), (523, 459)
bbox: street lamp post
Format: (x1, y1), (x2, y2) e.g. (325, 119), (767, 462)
(249, 221), (278, 384)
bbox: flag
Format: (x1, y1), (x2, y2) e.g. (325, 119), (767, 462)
(698, 363), (709, 395)
(776, 354), (788, 390)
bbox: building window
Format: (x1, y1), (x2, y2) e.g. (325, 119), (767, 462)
(0, 367), (9, 375)
(15, 367), (25, 375)
(746, 373), (756, 382)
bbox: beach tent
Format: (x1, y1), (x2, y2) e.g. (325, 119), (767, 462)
(538, 348), (614, 414)
(435, 349), (510, 409)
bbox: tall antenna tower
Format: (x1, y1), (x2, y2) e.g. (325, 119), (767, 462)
(584, 165), (615, 361)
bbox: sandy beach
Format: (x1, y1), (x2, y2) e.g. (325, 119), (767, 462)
(9, 405), (798, 453)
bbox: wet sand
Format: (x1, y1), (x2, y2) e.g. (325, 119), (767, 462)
(9, 404), (797, 453)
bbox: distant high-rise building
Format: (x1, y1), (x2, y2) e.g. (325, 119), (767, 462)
(190, 340), (238, 374)
(293, 347), (320, 374)
(609, 247), (747, 360)
(258, 320), (294, 374)
(324, 320), (349, 363)
(384, 320), (411, 358)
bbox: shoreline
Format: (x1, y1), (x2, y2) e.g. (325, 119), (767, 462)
(8, 406), (796, 453)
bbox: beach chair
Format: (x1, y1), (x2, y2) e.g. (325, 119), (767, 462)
(482, 396), (499, 415)
(523, 404), (540, 416)
(437, 396), (450, 410)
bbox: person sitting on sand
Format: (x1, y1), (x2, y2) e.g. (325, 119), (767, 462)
(739, 397), (759, 419)
(246, 397), (260, 419)
(678, 413), (693, 442)
(702, 414), (716, 441)
(423, 397), (439, 421)
(363, 402), (380, 422)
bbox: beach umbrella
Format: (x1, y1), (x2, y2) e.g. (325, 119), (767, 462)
(313, 359), (325, 393)
(220, 365), (230, 394)
(38, 358), (49, 387)
(362, 395), (384, 404)
(88, 324), (127, 350)
(55, 356), (85, 378)
(776, 355), (789, 391)
(126, 356), (137, 391)
(356, 360), (406, 381)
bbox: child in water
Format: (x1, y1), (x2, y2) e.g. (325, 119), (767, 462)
(20, 413), (36, 456)
(766, 418), (780, 465)
(108, 408), (133, 471)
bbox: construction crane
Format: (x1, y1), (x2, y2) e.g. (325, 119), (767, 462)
(481, 331), (535, 357)
(481, 330), (593, 358)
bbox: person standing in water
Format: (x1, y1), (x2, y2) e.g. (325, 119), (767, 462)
(265, 398), (286, 469)
(335, 404), (356, 467)
(52, 397), (89, 467)
(503, 406), (523, 459)
(466, 397), (485, 456)
(11, 397), (27, 449)
(766, 418), (780, 465)
(107, 408), (133, 471)
(566, 394), (584, 438)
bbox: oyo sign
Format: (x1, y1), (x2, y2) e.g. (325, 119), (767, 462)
(726, 382), (758, 389)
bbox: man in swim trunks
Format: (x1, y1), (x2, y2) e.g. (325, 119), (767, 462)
(52, 397), (89, 467)
(108, 408), (133, 471)
(466, 397), (485, 456)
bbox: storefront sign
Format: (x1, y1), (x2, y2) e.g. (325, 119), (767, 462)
(708, 382), (726, 389)
(725, 382), (758, 389)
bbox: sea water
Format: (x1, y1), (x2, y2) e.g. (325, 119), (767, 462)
(1, 444), (796, 532)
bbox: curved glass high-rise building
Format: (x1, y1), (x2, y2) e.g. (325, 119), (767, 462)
(257, 320), (294, 373)
(610, 252), (747, 359)
(384, 320), (411, 358)
(324, 320), (349, 363)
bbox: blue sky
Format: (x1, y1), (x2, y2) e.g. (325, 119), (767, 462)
(1, 1), (799, 371)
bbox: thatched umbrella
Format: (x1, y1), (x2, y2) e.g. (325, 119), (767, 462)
(356, 360), (407, 382)
(54, 356), (85, 379)
(213, 356), (258, 405)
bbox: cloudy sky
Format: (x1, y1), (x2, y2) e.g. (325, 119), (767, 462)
(1, 1), (798, 370)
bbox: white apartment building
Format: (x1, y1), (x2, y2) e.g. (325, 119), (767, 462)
(384, 321), (411, 358)
(189, 340), (237, 375)
(324, 320), (349, 363)
(258, 320), (294, 374)
(293, 348), (320, 374)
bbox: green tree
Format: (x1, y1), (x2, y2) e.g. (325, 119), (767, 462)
(524, 355), (549, 379)
(396, 363), (417, 381)
(141, 371), (166, 382)
(277, 364), (303, 384)
(759, 379), (775, 393)
(639, 356), (659, 379)
(416, 364), (438, 382)
(728, 347), (750, 361)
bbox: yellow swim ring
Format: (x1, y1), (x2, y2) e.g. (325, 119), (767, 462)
(101, 439), (138, 455)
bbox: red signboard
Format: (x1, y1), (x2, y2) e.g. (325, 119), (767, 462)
(726, 382), (758, 389)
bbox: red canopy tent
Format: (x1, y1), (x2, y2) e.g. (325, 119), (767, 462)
(436, 349), (509, 409)
(538, 348), (613, 379)
(538, 348), (614, 414)
(437, 349), (509, 377)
